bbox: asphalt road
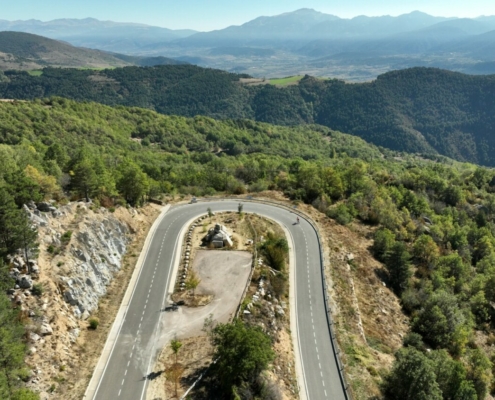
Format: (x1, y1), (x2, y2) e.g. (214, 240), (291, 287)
(90, 200), (346, 400)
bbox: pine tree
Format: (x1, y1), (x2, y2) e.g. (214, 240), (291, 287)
(385, 241), (411, 295)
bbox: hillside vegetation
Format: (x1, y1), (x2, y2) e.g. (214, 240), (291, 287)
(1, 65), (495, 166)
(1, 98), (495, 398)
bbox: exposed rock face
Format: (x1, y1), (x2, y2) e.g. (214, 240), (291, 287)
(7, 201), (159, 397)
(25, 202), (130, 318)
(60, 218), (128, 317)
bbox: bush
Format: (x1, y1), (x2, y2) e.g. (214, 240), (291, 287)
(31, 283), (44, 296)
(61, 230), (72, 243)
(403, 332), (425, 351)
(88, 318), (99, 330)
(327, 203), (354, 225)
(47, 245), (55, 254)
(271, 272), (288, 298)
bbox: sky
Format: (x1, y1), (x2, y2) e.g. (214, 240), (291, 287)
(2, 0), (495, 31)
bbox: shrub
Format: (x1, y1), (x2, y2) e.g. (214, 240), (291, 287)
(47, 245), (55, 254)
(31, 283), (44, 296)
(271, 273), (288, 298)
(61, 230), (72, 243)
(88, 318), (99, 330)
(327, 203), (354, 225)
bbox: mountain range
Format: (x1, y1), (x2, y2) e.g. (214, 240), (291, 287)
(0, 18), (197, 53)
(2, 9), (495, 79)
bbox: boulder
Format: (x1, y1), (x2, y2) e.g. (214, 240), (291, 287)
(276, 305), (285, 316)
(39, 323), (53, 336)
(29, 332), (41, 342)
(69, 328), (80, 343)
(17, 275), (33, 289)
(64, 291), (78, 306)
(37, 202), (56, 212)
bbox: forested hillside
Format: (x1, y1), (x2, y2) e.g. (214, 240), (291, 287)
(1, 66), (495, 166)
(2, 98), (495, 397)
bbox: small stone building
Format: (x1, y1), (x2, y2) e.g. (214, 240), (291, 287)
(202, 224), (233, 248)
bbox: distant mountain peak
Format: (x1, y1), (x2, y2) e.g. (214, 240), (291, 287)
(288, 8), (320, 14)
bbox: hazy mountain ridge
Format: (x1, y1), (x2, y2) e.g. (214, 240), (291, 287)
(0, 18), (198, 54)
(3, 10), (495, 79)
(0, 31), (186, 71)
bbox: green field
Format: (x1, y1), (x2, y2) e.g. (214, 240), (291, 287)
(79, 66), (116, 71)
(27, 70), (43, 76)
(268, 75), (304, 86)
(269, 75), (330, 86)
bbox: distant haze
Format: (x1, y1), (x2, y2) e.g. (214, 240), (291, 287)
(1, 0), (495, 30)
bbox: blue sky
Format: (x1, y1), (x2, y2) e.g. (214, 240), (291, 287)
(2, 0), (495, 30)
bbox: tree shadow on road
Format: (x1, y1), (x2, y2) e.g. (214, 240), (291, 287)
(141, 370), (164, 381)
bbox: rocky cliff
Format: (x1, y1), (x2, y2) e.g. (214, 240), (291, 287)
(6, 201), (159, 398)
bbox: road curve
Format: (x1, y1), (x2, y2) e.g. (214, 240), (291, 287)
(86, 200), (346, 400)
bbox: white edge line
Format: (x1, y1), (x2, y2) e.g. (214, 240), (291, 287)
(83, 204), (171, 399)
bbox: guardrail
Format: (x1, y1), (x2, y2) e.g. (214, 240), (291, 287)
(200, 196), (353, 400)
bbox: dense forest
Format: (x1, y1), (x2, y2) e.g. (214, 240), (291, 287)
(1, 65), (495, 166)
(1, 98), (495, 398)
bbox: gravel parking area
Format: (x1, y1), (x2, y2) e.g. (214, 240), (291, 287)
(157, 250), (252, 343)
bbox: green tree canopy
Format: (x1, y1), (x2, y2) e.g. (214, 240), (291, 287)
(210, 320), (275, 397)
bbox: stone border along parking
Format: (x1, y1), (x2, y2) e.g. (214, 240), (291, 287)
(83, 205), (171, 400)
(234, 214), (258, 319)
